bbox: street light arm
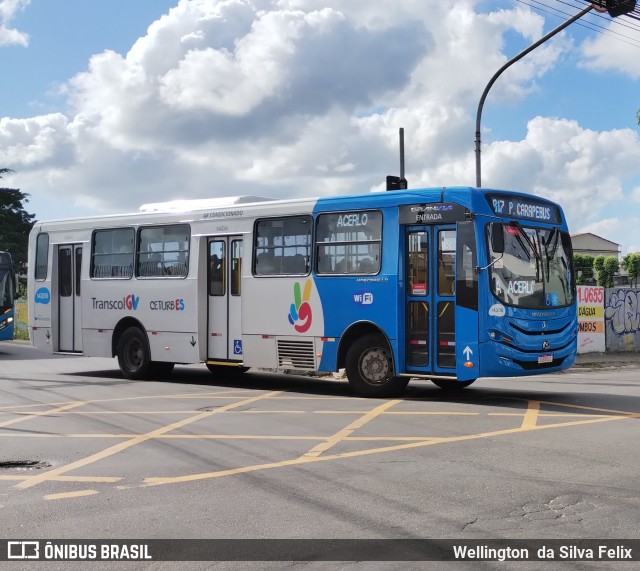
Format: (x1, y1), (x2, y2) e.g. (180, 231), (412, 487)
(474, 4), (594, 188)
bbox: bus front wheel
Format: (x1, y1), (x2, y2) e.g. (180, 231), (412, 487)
(117, 327), (152, 380)
(345, 334), (408, 397)
(431, 379), (476, 390)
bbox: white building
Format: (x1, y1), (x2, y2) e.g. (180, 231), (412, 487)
(570, 233), (621, 260)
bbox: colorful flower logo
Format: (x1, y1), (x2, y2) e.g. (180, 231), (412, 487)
(288, 279), (313, 333)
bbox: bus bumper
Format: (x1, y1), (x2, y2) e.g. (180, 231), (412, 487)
(479, 339), (577, 377)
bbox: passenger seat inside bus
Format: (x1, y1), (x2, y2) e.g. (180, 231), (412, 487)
(256, 252), (275, 275)
(358, 258), (375, 273)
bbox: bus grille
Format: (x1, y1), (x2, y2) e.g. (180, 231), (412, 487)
(277, 340), (315, 370)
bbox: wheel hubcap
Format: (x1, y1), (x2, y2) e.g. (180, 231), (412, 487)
(127, 340), (143, 369)
(360, 348), (390, 385)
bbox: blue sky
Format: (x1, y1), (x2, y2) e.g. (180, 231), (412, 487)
(1, 0), (640, 252)
(2, 1), (177, 117)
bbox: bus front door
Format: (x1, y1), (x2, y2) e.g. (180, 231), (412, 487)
(405, 226), (456, 376)
(207, 236), (243, 363)
(58, 244), (83, 352)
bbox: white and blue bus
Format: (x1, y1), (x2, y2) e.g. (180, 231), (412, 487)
(0, 251), (17, 342)
(27, 187), (576, 396)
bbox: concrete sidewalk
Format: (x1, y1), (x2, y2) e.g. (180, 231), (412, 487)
(574, 351), (640, 368)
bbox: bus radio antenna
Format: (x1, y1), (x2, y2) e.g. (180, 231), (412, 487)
(386, 127), (408, 191)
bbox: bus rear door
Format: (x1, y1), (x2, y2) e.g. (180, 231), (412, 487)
(57, 244), (83, 352)
(207, 236), (243, 363)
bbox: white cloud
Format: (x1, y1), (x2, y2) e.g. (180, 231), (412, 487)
(577, 217), (640, 255)
(0, 114), (73, 167)
(0, 0), (29, 46)
(3, 0), (639, 253)
(481, 117), (640, 241)
(581, 22), (640, 78)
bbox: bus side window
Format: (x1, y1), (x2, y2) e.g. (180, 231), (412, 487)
(209, 241), (225, 296)
(35, 233), (49, 281)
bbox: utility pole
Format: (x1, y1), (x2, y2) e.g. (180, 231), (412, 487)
(474, 1), (637, 188)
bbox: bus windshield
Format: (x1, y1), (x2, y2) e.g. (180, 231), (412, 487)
(487, 223), (574, 309)
(0, 266), (15, 312)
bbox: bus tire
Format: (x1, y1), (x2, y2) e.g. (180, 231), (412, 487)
(345, 334), (408, 397)
(117, 327), (152, 380)
(149, 361), (175, 378)
(431, 379), (476, 390)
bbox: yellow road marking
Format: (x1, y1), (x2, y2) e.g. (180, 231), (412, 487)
(143, 409), (639, 488)
(0, 475), (121, 483)
(489, 413), (611, 418)
(379, 411), (479, 416)
(2, 409), (480, 417)
(0, 433), (445, 443)
(4, 391), (638, 492)
(302, 400), (400, 458)
(506, 398), (638, 417)
(0, 402), (87, 429)
(43, 490), (98, 501)
(520, 400), (540, 429)
(54, 410), (307, 415)
(14, 391), (282, 490)
(0, 390), (256, 411)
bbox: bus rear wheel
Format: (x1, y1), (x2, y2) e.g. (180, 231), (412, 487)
(345, 334), (408, 397)
(431, 379), (476, 390)
(117, 327), (152, 380)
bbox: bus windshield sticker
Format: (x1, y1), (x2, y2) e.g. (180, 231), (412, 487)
(546, 293), (560, 306)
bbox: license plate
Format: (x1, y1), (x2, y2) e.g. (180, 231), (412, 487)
(538, 352), (553, 364)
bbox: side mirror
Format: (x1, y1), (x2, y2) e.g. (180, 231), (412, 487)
(490, 223), (504, 254)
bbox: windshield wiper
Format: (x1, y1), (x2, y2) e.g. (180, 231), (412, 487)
(508, 221), (543, 283)
(511, 221), (540, 262)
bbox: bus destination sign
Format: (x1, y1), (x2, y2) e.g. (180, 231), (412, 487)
(399, 203), (468, 225)
(487, 195), (560, 223)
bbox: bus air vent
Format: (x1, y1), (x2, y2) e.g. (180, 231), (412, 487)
(277, 340), (315, 370)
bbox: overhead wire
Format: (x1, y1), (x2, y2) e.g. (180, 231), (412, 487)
(511, 0), (640, 48)
(516, 0), (640, 42)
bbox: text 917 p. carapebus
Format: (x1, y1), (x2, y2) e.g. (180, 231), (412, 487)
(27, 186), (576, 397)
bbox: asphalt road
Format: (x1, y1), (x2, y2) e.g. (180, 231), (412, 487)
(1, 341), (639, 569)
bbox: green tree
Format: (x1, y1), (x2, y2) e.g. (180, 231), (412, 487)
(594, 255), (619, 288)
(621, 252), (640, 287)
(604, 256), (619, 287)
(0, 168), (36, 275)
(574, 254), (595, 285)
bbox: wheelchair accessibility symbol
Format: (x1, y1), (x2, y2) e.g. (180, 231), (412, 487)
(233, 340), (243, 355)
